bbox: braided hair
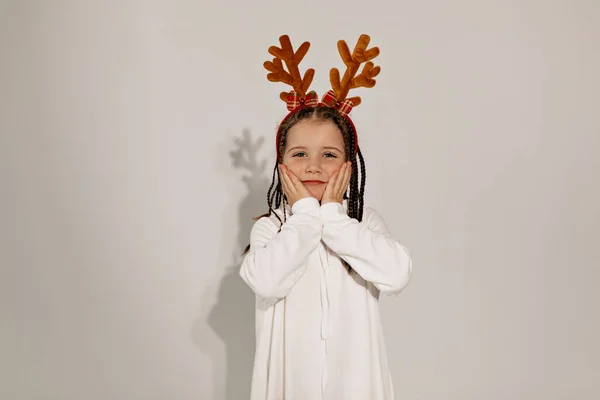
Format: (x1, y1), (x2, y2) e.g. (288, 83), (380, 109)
(242, 105), (367, 255)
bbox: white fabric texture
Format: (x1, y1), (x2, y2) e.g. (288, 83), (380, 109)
(240, 197), (412, 400)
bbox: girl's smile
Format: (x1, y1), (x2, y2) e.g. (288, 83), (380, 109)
(302, 180), (327, 186)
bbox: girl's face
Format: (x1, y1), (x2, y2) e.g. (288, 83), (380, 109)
(281, 119), (347, 201)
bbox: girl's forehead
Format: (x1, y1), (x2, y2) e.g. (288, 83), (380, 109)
(286, 120), (344, 147)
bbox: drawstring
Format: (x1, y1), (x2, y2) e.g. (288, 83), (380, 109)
(318, 246), (330, 339)
(318, 245), (331, 395)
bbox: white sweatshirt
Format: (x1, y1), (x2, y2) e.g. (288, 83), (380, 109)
(239, 197), (412, 400)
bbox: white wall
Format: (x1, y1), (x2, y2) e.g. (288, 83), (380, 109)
(1, 1), (599, 399)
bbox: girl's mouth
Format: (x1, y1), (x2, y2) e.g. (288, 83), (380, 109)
(303, 180), (326, 186)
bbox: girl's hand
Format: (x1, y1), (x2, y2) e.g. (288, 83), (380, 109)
(321, 162), (352, 205)
(279, 164), (313, 207)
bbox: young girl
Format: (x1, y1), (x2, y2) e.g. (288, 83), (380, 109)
(240, 34), (412, 400)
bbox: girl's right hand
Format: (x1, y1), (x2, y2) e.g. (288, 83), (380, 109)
(279, 164), (313, 207)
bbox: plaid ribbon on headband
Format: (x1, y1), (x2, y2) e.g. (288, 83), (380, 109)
(286, 90), (319, 110)
(285, 90), (355, 116)
(320, 90), (354, 116)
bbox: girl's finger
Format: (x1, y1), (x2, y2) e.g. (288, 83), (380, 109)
(284, 171), (296, 195)
(284, 168), (301, 194)
(322, 173), (335, 200)
(330, 169), (340, 189)
(330, 166), (340, 194)
(279, 165), (293, 195)
(335, 162), (350, 199)
(286, 168), (303, 190)
(334, 163), (347, 193)
(343, 162), (352, 190)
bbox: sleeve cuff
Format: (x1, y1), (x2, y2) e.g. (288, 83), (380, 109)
(320, 201), (346, 221)
(291, 197), (321, 215)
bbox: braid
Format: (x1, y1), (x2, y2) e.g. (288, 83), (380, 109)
(357, 146), (367, 222)
(344, 118), (366, 223)
(347, 122), (358, 221)
(267, 163), (283, 227)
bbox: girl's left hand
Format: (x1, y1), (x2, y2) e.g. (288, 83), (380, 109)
(321, 161), (352, 205)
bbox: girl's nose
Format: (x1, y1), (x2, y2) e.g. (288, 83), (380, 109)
(305, 158), (322, 173)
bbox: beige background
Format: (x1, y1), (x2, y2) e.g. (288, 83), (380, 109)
(1, 0), (599, 399)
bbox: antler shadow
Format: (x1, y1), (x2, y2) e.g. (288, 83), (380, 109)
(201, 129), (271, 399)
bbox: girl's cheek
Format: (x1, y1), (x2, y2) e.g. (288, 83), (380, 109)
(286, 158), (304, 167)
(325, 158), (344, 166)
(324, 159), (344, 171)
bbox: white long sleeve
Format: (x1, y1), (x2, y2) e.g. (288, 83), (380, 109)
(320, 202), (412, 295)
(240, 197), (323, 301)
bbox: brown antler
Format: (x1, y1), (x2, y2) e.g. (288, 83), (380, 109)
(329, 34), (381, 106)
(264, 35), (315, 102)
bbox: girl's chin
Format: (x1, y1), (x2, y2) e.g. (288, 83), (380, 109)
(307, 188), (325, 201)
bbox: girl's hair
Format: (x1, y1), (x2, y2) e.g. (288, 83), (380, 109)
(242, 105), (367, 255)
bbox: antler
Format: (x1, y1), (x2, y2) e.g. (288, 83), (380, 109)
(264, 35), (315, 102)
(329, 34), (381, 106)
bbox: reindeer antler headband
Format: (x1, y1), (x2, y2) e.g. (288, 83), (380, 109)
(264, 34), (381, 156)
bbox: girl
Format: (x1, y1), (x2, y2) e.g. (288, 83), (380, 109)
(240, 34), (412, 400)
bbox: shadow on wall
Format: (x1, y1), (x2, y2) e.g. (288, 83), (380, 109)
(194, 129), (271, 399)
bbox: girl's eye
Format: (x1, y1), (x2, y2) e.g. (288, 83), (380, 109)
(292, 152), (338, 158)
